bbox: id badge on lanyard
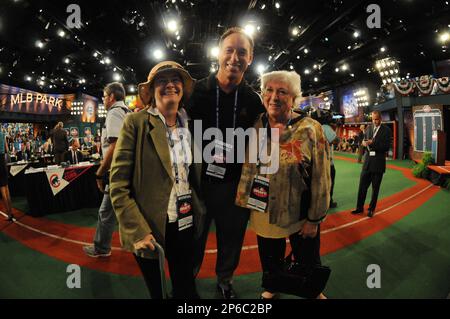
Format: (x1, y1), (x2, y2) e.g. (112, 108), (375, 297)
(247, 175), (270, 212)
(246, 121), (272, 212)
(206, 140), (233, 179)
(177, 190), (193, 231)
(166, 119), (193, 231)
(206, 85), (238, 180)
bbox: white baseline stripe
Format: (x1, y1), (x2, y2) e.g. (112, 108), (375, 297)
(0, 183), (434, 254)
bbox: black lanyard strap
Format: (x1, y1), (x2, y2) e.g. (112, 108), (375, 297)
(216, 85), (238, 130)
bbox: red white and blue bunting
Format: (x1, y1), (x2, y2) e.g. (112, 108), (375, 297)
(390, 76), (450, 96)
(435, 77), (450, 93)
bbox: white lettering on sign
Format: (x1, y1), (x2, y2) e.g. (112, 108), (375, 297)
(10, 93), (64, 109)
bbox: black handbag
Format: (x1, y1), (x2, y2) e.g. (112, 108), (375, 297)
(262, 252), (331, 299)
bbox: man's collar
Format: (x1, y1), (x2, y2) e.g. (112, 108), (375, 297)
(206, 72), (246, 91)
(109, 100), (126, 109)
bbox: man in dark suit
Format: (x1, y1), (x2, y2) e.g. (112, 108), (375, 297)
(351, 111), (392, 218)
(51, 122), (69, 164)
(65, 138), (83, 164)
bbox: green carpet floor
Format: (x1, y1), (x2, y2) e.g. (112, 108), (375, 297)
(1, 158), (449, 299)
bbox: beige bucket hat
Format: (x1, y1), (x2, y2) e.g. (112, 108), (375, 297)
(138, 61), (195, 106)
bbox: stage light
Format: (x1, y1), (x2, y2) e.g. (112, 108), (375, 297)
(167, 20), (178, 33)
(244, 24), (256, 37)
(314, 77), (318, 82)
(153, 49), (164, 60)
(113, 73), (121, 81)
(275, 2), (280, 9)
(57, 29), (65, 37)
(335, 68), (339, 72)
(93, 52), (99, 58)
(256, 64), (266, 74)
(67, 69), (71, 73)
(304, 48), (308, 54)
(104, 57), (111, 64)
(129, 86), (136, 93)
(439, 32), (449, 43)
(353, 31), (360, 38)
(64, 58), (70, 64)
(304, 68), (310, 74)
(341, 64), (348, 71)
(25, 76), (32, 81)
(289, 65), (294, 70)
(210, 46), (219, 58)
(292, 27), (299, 36)
(380, 46), (386, 52)
(35, 40), (44, 48)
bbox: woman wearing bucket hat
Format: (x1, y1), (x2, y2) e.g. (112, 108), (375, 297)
(109, 61), (205, 299)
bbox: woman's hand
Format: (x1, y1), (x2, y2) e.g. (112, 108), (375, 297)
(133, 234), (156, 251)
(299, 222), (318, 239)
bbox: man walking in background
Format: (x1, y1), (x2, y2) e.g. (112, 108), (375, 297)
(83, 82), (130, 257)
(352, 111), (391, 218)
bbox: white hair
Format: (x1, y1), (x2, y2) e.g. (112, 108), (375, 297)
(260, 70), (302, 107)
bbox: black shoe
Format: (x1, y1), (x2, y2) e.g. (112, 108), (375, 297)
(217, 284), (237, 299)
(351, 209), (363, 215)
(329, 201), (337, 208)
(368, 209), (375, 218)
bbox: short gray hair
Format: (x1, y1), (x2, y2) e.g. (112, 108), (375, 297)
(260, 71), (302, 107)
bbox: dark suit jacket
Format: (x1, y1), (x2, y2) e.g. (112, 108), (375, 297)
(362, 124), (392, 173)
(51, 128), (69, 153)
(64, 149), (83, 164)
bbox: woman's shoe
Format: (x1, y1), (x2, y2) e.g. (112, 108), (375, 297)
(260, 291), (279, 299)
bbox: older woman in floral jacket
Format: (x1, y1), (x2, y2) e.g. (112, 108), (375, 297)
(235, 70), (331, 299)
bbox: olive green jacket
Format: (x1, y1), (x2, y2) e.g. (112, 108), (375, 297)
(109, 108), (205, 259)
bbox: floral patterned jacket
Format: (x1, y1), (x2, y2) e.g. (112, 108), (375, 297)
(235, 113), (331, 227)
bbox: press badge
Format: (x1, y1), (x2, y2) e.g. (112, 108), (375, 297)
(177, 191), (193, 231)
(205, 140), (233, 179)
(247, 175), (270, 212)
(206, 163), (226, 179)
(369, 151), (376, 156)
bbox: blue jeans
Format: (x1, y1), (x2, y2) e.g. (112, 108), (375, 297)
(93, 186), (116, 253)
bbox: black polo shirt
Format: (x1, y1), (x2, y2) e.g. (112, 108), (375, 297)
(186, 73), (264, 183)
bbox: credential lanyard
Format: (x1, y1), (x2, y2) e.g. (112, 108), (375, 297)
(372, 126), (380, 140)
(256, 113), (294, 170)
(216, 85), (238, 130)
(166, 117), (189, 191)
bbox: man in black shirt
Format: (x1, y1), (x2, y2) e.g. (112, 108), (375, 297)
(186, 27), (264, 299)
